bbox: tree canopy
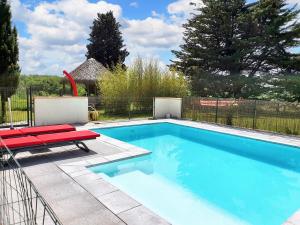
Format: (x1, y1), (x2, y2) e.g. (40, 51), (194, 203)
(0, 0), (20, 122)
(0, 0), (20, 87)
(86, 11), (129, 70)
(171, 0), (300, 98)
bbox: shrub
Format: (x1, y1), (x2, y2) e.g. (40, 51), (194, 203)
(98, 65), (130, 114)
(97, 58), (189, 114)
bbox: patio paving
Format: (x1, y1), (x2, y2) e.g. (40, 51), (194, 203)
(10, 119), (300, 225)
(16, 133), (169, 225)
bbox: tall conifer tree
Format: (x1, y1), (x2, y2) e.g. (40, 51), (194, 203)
(0, 0), (20, 122)
(171, 0), (300, 97)
(249, 0), (300, 76)
(171, 0), (255, 97)
(86, 11), (129, 70)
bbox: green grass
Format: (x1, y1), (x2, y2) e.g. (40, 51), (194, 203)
(10, 111), (29, 122)
(183, 110), (300, 135)
(0, 110), (29, 125)
(5, 103), (300, 136)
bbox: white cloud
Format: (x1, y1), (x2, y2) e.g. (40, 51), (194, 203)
(167, 0), (200, 17)
(151, 10), (165, 20)
(287, 0), (300, 5)
(11, 0), (190, 75)
(129, 2), (138, 8)
(123, 17), (183, 49)
(11, 0), (121, 75)
(11, 0), (299, 75)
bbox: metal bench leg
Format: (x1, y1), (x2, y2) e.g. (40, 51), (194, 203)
(74, 141), (90, 152)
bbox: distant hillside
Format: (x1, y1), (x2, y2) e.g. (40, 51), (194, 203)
(19, 75), (86, 96)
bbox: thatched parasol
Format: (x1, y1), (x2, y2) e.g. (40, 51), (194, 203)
(64, 58), (107, 95)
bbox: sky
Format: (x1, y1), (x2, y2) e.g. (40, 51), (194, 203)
(9, 0), (300, 75)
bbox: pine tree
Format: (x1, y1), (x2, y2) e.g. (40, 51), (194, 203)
(0, 0), (20, 122)
(86, 11), (129, 70)
(171, 0), (300, 98)
(248, 0), (300, 76)
(171, 0), (256, 97)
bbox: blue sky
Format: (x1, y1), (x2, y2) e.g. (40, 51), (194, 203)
(10, 0), (299, 75)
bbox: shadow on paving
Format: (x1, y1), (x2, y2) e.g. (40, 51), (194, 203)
(11, 141), (127, 225)
(17, 147), (97, 168)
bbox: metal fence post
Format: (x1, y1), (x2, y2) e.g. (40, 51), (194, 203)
(215, 98), (219, 123)
(29, 87), (33, 126)
(128, 101), (131, 120)
(153, 97), (155, 119)
(26, 88), (30, 126)
(192, 97), (195, 120)
(252, 100), (257, 129)
(276, 102), (280, 132)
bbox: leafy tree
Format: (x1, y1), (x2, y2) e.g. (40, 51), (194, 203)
(264, 74), (300, 102)
(19, 75), (86, 96)
(171, 0), (256, 97)
(171, 0), (300, 98)
(98, 58), (189, 113)
(248, 0), (300, 75)
(86, 11), (129, 70)
(0, 0), (20, 122)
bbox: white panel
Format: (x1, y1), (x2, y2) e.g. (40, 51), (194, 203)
(34, 97), (88, 126)
(154, 97), (182, 119)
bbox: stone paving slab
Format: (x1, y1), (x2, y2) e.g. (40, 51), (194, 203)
(97, 190), (141, 214)
(80, 178), (119, 197)
(14, 119), (300, 225)
(17, 139), (127, 225)
(118, 206), (171, 225)
(36, 179), (86, 203)
(51, 193), (123, 225)
(72, 210), (126, 225)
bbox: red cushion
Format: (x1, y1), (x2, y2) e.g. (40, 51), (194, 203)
(20, 124), (75, 135)
(36, 130), (100, 144)
(0, 129), (23, 138)
(0, 136), (43, 149)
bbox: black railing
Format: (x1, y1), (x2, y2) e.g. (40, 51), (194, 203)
(0, 87), (31, 128)
(0, 139), (63, 225)
(182, 97), (300, 135)
(89, 97), (153, 121)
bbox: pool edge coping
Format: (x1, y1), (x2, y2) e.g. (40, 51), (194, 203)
(70, 119), (300, 225)
(81, 119), (300, 148)
(57, 137), (171, 225)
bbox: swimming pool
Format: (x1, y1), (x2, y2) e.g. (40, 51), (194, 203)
(90, 122), (300, 225)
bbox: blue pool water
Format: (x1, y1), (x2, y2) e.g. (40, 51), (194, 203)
(90, 123), (300, 225)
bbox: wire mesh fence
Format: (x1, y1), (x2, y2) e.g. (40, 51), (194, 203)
(182, 97), (300, 135)
(0, 139), (63, 225)
(89, 97), (154, 121)
(0, 88), (30, 128)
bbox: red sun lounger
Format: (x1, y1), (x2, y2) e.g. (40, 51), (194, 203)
(0, 124), (76, 139)
(0, 130), (100, 155)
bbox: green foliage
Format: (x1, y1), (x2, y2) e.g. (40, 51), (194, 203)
(171, 0), (300, 98)
(0, 0), (20, 85)
(248, 0), (300, 74)
(0, 0), (20, 122)
(19, 75), (63, 95)
(98, 58), (189, 113)
(260, 74), (300, 102)
(86, 11), (129, 70)
(183, 97), (300, 135)
(18, 75), (86, 96)
(171, 0), (252, 96)
(98, 65), (130, 113)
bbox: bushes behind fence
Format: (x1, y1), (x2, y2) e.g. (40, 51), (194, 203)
(98, 58), (189, 114)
